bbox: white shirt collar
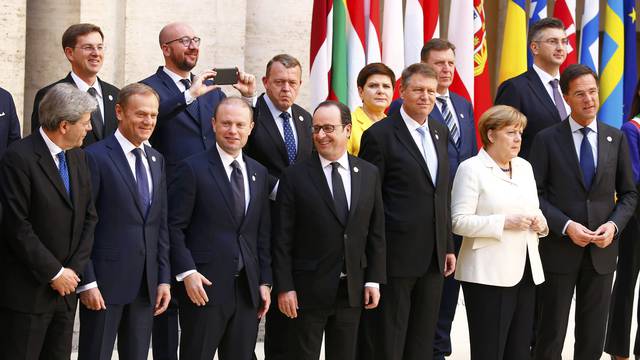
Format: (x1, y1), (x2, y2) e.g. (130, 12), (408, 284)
(436, 90), (451, 99)
(216, 143), (245, 168)
(263, 93), (292, 120)
(39, 127), (63, 156)
(318, 151), (349, 170)
(70, 71), (102, 97)
(400, 106), (430, 132)
(532, 64), (560, 85)
(114, 129), (146, 156)
(568, 116), (598, 134)
(162, 66), (190, 84)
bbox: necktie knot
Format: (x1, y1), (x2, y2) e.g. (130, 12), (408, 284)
(436, 96), (448, 104)
(180, 78), (192, 90)
(331, 162), (340, 171)
(87, 87), (98, 97)
(579, 127), (591, 137)
(132, 147), (144, 159)
(231, 159), (241, 171)
(56, 151), (66, 163)
(279, 112), (291, 121)
(416, 126), (427, 137)
(549, 79), (560, 89)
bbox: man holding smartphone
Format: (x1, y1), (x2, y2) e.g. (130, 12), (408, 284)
(140, 21), (257, 360)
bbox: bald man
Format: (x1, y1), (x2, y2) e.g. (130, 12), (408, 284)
(141, 22), (257, 360)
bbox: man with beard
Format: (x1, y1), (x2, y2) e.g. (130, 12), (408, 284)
(141, 22), (256, 360)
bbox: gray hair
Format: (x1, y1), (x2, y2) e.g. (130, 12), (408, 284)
(39, 83), (97, 131)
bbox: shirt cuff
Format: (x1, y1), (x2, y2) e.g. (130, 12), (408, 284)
(51, 267), (64, 282)
(269, 180), (279, 201)
(76, 282), (97, 294)
(176, 269), (197, 282)
(184, 90), (195, 105)
(364, 282), (379, 289)
(242, 95), (257, 107)
(562, 220), (573, 235)
(607, 220), (619, 234)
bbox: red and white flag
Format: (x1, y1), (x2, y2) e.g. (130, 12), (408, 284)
(404, 0), (425, 65)
(553, 0), (577, 72)
(365, 0), (381, 63)
(310, 0), (334, 108)
(424, 0), (440, 41)
(347, 0), (367, 109)
(382, 0), (404, 84)
(474, 0), (492, 145)
(448, 0), (473, 102)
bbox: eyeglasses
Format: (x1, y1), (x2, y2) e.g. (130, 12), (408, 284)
(75, 45), (105, 53)
(311, 124), (347, 134)
(164, 36), (201, 47)
(534, 38), (570, 47)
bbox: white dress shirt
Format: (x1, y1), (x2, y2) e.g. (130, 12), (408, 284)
(77, 130), (155, 293)
(70, 71), (104, 121)
(532, 64), (571, 117)
(162, 66), (196, 105)
(176, 144), (251, 282)
(400, 106), (438, 184)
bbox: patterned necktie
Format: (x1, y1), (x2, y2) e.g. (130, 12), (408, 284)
(415, 127), (438, 184)
(579, 127), (595, 189)
(330, 162), (349, 224)
(550, 79), (568, 120)
(56, 151), (70, 195)
(132, 148), (151, 216)
(279, 112), (297, 165)
(436, 96), (460, 148)
(230, 160), (245, 271)
(180, 78), (192, 90)
(87, 87), (104, 139)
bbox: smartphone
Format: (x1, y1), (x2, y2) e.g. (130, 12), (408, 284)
(213, 67), (239, 85)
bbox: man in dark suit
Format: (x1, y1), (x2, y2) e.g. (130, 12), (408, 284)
(77, 83), (171, 360)
(529, 64), (638, 360)
(0, 83), (98, 360)
(0, 86), (21, 159)
(359, 63), (455, 360)
(495, 17), (569, 159)
(169, 97), (272, 360)
(141, 23), (256, 359)
(273, 100), (385, 360)
(244, 53), (313, 360)
(384, 38), (477, 360)
(31, 23), (119, 147)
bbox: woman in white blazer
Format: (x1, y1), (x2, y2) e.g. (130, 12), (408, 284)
(451, 105), (548, 359)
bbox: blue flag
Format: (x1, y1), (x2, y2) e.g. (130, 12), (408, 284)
(623, 0), (637, 121)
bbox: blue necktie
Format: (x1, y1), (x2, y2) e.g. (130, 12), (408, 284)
(56, 151), (70, 195)
(132, 148), (151, 216)
(579, 127), (595, 189)
(280, 112), (297, 165)
(436, 96), (461, 148)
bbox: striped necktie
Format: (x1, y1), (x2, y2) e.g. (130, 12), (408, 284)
(437, 96), (460, 148)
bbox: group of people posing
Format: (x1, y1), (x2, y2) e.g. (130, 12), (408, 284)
(0, 16), (640, 360)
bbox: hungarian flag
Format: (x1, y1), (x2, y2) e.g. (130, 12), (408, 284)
(553, 0), (578, 72)
(347, 0), (367, 109)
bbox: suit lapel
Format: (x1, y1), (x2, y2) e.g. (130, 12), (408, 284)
(429, 119), (445, 186)
(558, 120), (588, 190)
(34, 133), (72, 207)
(257, 95), (289, 163)
(240, 157), (259, 229)
(207, 149), (239, 228)
(145, 146), (162, 212)
(99, 78), (118, 136)
(526, 69), (562, 122)
(592, 122), (611, 190)
(392, 114), (434, 183)
(107, 136), (144, 216)
(346, 156), (361, 225)
(292, 105), (312, 160)
(307, 154), (344, 224)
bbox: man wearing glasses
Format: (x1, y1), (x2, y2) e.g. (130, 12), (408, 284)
(495, 17), (570, 159)
(31, 23), (119, 148)
(141, 22), (256, 360)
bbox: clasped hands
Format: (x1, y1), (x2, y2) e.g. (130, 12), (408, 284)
(50, 268), (79, 296)
(504, 214), (546, 233)
(565, 221), (616, 248)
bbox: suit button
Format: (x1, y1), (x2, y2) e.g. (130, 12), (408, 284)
(344, 234), (348, 240)
(203, 136), (207, 141)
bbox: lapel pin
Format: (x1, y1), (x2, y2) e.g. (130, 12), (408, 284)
(252, 174), (256, 182)
(607, 136), (613, 142)
(298, 115), (304, 122)
(435, 133), (440, 140)
(353, 166), (359, 173)
(460, 114), (464, 119)
(108, 95), (113, 101)
(151, 156), (156, 162)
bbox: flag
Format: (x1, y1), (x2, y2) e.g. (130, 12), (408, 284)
(330, 1), (348, 103)
(310, 0), (333, 108)
(404, 0), (424, 65)
(365, 0), (381, 63)
(599, 0), (625, 127)
(347, 0), (366, 109)
(382, 0), (404, 97)
(448, 0), (473, 103)
(623, 0), (637, 121)
(578, 0), (599, 73)
(474, 0), (492, 133)
(527, 0), (548, 66)
(424, 0), (440, 41)
(553, 0), (577, 72)
(498, 0), (527, 84)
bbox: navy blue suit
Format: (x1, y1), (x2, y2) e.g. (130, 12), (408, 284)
(0, 86), (21, 159)
(78, 134), (170, 360)
(169, 147), (272, 360)
(387, 93), (477, 359)
(141, 67), (225, 173)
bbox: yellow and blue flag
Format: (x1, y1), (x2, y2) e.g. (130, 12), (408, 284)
(599, 0), (624, 128)
(498, 0), (527, 84)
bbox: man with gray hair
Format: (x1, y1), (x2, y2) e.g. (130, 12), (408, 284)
(0, 83), (98, 360)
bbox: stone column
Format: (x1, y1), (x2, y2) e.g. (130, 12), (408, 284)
(0, 0), (27, 132)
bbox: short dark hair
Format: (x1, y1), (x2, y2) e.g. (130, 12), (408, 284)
(528, 17), (565, 46)
(214, 96), (254, 119)
(314, 100), (352, 125)
(117, 83), (160, 109)
(62, 23), (104, 50)
(559, 64), (599, 95)
(356, 63), (396, 88)
(401, 63), (437, 89)
(265, 54), (302, 78)
(420, 38), (456, 62)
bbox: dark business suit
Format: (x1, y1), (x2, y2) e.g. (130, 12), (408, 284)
(358, 111), (452, 360)
(0, 86), (21, 159)
(78, 135), (170, 360)
(244, 93), (313, 360)
(273, 153), (386, 359)
(31, 73), (119, 147)
(169, 147), (272, 360)
(141, 66), (225, 359)
(0, 131), (97, 360)
(529, 119), (638, 360)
